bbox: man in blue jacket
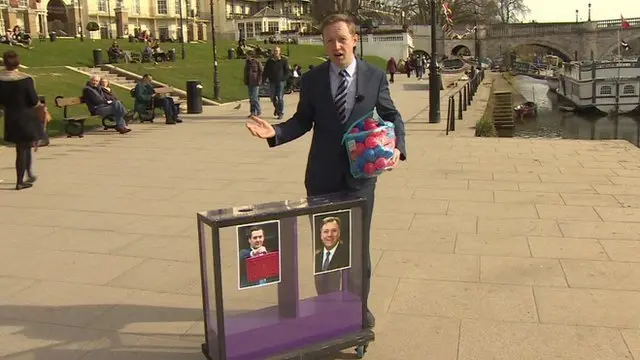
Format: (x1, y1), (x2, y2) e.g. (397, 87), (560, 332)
(246, 13), (407, 328)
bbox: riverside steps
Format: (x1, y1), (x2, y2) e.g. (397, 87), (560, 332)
(2, 73), (640, 360)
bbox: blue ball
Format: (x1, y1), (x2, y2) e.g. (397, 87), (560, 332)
(384, 121), (395, 128)
(383, 150), (394, 159)
(357, 156), (367, 169)
(374, 145), (386, 158)
(363, 149), (376, 162)
(356, 122), (366, 131)
(355, 133), (368, 142)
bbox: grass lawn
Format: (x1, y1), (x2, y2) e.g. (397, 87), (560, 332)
(0, 38), (387, 103)
(0, 67), (134, 144)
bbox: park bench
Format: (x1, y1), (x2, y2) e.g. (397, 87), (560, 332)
(129, 85), (184, 123)
(54, 96), (117, 137)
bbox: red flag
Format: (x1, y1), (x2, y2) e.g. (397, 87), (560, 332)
(621, 15), (631, 29)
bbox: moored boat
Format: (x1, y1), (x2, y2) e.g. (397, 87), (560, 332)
(556, 59), (640, 115)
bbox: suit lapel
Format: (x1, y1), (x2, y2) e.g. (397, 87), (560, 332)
(319, 62), (341, 120)
(344, 61), (370, 128)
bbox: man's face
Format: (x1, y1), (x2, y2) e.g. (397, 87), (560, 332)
(273, 47), (281, 58)
(144, 76), (152, 83)
(89, 77), (100, 87)
(322, 21), (358, 69)
(320, 221), (340, 249)
(248, 230), (264, 249)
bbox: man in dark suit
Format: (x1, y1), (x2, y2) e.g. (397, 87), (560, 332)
(238, 226), (271, 288)
(246, 13), (407, 328)
(315, 216), (350, 274)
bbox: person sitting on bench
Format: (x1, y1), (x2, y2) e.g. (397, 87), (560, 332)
(82, 75), (131, 134)
(133, 74), (181, 124)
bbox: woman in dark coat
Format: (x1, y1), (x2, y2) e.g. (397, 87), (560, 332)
(0, 50), (41, 190)
(386, 57), (397, 83)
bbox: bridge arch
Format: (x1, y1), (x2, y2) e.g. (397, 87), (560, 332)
(505, 39), (573, 62)
(602, 33), (640, 59)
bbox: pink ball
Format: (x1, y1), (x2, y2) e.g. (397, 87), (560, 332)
(355, 142), (366, 155)
(364, 162), (376, 174)
(363, 122), (378, 131)
(364, 136), (378, 149)
(350, 127), (360, 134)
(375, 157), (388, 170)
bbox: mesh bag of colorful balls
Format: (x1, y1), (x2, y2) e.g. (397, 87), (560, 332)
(342, 110), (397, 179)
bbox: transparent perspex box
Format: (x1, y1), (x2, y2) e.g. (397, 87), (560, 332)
(196, 194), (374, 360)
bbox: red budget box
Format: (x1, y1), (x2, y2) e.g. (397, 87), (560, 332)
(246, 251), (280, 282)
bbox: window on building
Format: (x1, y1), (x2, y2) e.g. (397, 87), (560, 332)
(19, 0), (27, 7)
(600, 85), (612, 95)
(157, 0), (168, 14)
(134, 0), (141, 14)
(98, 0), (106, 12)
(623, 84), (636, 95)
(246, 22), (254, 38)
(255, 22), (262, 34)
(176, 0), (181, 15)
(0, 0), (8, 5)
(268, 21), (279, 33)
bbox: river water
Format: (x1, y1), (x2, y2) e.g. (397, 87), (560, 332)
(512, 75), (640, 147)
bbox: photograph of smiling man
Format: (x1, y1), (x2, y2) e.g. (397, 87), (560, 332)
(313, 210), (352, 275)
(237, 220), (281, 290)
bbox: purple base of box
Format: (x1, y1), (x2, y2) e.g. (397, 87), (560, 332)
(222, 291), (363, 360)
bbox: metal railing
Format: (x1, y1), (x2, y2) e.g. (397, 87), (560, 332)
(446, 69), (485, 135)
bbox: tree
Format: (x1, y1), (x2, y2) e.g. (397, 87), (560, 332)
(495, 0), (529, 23)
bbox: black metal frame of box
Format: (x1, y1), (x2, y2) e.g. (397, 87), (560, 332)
(196, 194), (375, 360)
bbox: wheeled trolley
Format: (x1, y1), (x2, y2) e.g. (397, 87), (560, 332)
(196, 194), (374, 360)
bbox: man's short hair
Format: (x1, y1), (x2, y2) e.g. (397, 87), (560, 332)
(142, 73), (152, 79)
(320, 13), (357, 36)
(247, 226), (264, 239)
(321, 216), (341, 228)
(2, 50), (20, 71)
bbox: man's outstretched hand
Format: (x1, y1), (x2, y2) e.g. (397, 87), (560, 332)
(246, 115), (276, 139)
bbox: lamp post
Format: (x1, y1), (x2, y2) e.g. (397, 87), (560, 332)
(106, 0), (112, 38)
(575, 9), (579, 23)
(474, 8), (479, 63)
(284, 0), (290, 57)
(209, 0), (220, 100)
(179, 0), (185, 59)
(78, 0), (84, 41)
(428, 0), (439, 123)
(588, 3), (591, 22)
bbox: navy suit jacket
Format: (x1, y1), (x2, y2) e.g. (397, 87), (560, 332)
(267, 60), (407, 196)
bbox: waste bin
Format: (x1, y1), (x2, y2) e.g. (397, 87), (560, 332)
(227, 48), (235, 60)
(169, 49), (177, 61)
(93, 49), (103, 67)
(186, 80), (203, 114)
(49, 32), (57, 42)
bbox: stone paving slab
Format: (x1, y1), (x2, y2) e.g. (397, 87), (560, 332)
(1, 74), (640, 359)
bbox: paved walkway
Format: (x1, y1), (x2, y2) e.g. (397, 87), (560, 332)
(2, 74), (640, 360)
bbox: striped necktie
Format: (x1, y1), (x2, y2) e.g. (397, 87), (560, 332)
(335, 69), (349, 124)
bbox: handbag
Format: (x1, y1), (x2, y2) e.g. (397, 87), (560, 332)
(341, 110), (397, 179)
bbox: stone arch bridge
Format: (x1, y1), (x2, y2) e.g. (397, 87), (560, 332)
(442, 17), (640, 61)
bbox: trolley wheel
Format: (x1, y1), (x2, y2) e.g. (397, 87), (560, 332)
(355, 344), (368, 358)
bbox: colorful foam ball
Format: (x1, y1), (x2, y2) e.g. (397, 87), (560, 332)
(374, 145), (386, 158)
(364, 162), (376, 175)
(383, 149), (395, 159)
(364, 136), (379, 149)
(350, 127), (360, 134)
(364, 121), (378, 131)
(374, 157), (388, 170)
(356, 122), (365, 131)
(363, 148), (376, 162)
(355, 142), (366, 155)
